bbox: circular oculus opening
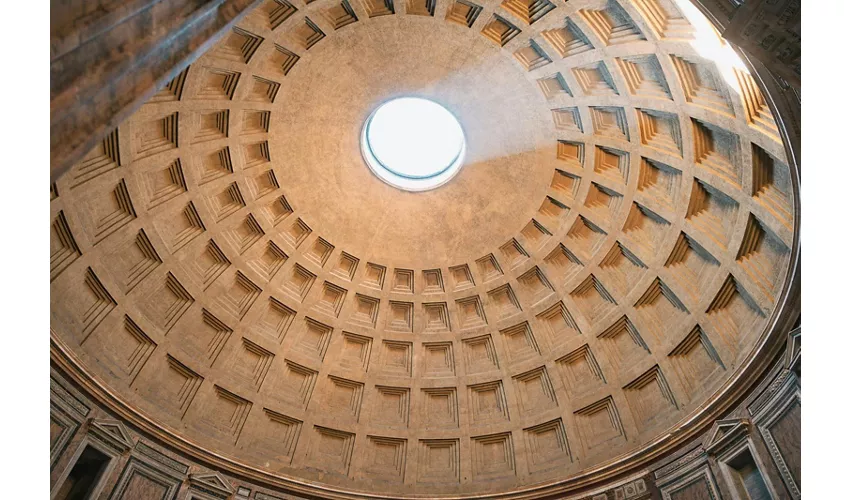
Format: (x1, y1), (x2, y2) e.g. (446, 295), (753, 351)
(361, 97), (466, 191)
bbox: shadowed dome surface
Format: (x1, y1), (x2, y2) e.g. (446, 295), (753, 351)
(50, 0), (798, 497)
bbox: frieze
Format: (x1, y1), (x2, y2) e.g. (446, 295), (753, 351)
(135, 441), (190, 475)
(654, 445), (707, 480)
(50, 370), (90, 419)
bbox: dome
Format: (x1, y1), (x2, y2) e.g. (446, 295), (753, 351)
(49, 0), (799, 497)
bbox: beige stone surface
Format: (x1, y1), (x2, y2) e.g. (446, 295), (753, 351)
(274, 16), (556, 264)
(50, 0), (798, 497)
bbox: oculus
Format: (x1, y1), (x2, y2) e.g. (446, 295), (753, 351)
(361, 97), (466, 191)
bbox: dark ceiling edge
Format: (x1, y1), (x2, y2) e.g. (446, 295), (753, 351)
(50, 0), (264, 183)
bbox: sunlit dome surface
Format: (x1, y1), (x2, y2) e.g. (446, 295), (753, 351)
(362, 97), (466, 191)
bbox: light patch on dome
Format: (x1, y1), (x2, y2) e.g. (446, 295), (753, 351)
(671, 0), (749, 89)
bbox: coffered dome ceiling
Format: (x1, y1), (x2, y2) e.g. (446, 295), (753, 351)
(50, 0), (798, 497)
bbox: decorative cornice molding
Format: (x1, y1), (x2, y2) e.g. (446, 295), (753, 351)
(703, 418), (751, 456)
(88, 418), (134, 454)
(189, 471), (235, 498)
